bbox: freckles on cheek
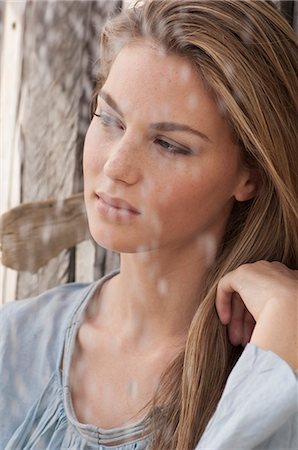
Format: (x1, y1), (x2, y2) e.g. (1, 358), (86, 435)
(155, 169), (201, 209)
(83, 125), (105, 171)
(156, 184), (176, 205)
(84, 145), (102, 174)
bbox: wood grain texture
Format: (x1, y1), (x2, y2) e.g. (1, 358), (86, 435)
(7, 0), (294, 299)
(15, 1), (121, 298)
(0, 193), (90, 273)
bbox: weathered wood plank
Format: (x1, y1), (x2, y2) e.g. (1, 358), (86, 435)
(0, 1), (25, 303)
(72, 0), (122, 282)
(15, 1), (122, 298)
(0, 193), (90, 273)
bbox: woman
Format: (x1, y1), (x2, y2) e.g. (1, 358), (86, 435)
(1, 1), (297, 449)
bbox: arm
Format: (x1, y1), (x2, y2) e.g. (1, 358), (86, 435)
(194, 343), (298, 449)
(194, 262), (298, 450)
(216, 261), (298, 369)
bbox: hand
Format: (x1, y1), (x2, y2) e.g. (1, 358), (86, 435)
(216, 261), (298, 368)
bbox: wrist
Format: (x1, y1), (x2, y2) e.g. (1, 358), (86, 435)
(250, 300), (298, 370)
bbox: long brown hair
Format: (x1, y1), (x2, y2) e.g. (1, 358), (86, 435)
(93, 1), (298, 448)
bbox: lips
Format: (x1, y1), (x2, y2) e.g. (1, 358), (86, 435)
(96, 192), (141, 214)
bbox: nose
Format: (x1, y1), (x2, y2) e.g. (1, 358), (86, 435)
(103, 135), (141, 185)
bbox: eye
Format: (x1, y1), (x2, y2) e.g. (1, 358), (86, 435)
(94, 112), (125, 131)
(155, 138), (191, 156)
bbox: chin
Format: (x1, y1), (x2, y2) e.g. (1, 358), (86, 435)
(88, 225), (145, 254)
(85, 199), (148, 253)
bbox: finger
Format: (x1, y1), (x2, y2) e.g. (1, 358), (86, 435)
(228, 293), (246, 346)
(216, 270), (241, 324)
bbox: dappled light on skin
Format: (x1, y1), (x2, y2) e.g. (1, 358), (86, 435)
(1, 1), (297, 449)
(179, 63), (192, 83)
(84, 42), (246, 257)
(196, 233), (217, 268)
(127, 378), (139, 400)
(157, 277), (168, 297)
(186, 94), (201, 112)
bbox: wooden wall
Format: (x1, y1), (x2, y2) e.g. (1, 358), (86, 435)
(0, 2), (25, 303)
(1, 0), (121, 302)
(16, 0), (122, 300)
(1, 0), (296, 303)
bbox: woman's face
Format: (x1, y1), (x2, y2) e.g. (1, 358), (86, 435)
(83, 41), (252, 254)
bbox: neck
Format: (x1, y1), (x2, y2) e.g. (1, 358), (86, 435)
(96, 242), (215, 351)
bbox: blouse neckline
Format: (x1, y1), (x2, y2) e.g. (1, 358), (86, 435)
(56, 270), (153, 446)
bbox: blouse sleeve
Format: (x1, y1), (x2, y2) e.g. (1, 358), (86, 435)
(0, 282), (90, 449)
(195, 343), (298, 449)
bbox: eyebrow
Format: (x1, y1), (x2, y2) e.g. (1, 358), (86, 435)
(98, 90), (211, 143)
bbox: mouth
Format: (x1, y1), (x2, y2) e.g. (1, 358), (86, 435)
(95, 192), (141, 215)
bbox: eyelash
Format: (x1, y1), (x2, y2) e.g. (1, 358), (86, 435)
(94, 112), (124, 130)
(94, 112), (192, 156)
(154, 138), (191, 156)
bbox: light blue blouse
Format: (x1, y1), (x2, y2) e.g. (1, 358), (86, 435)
(0, 271), (297, 450)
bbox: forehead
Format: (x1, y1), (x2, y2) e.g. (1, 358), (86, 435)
(101, 41), (221, 125)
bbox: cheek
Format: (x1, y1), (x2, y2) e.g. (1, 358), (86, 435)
(141, 169), (198, 233)
(154, 166), (209, 208)
(151, 164), (236, 229)
(83, 125), (105, 177)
